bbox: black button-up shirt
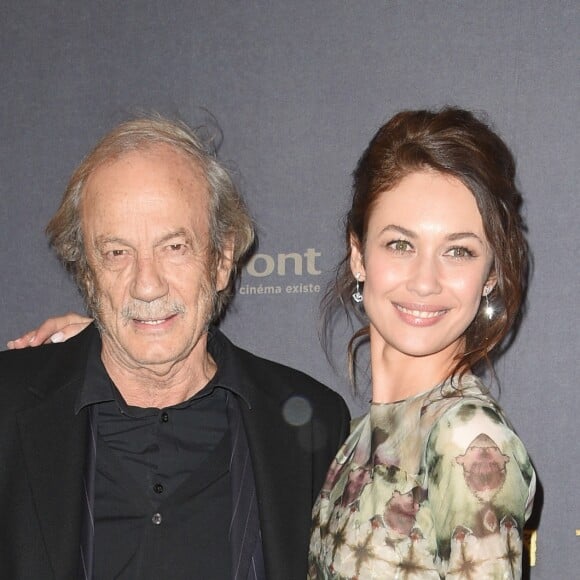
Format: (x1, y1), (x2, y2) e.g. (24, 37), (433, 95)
(76, 331), (251, 579)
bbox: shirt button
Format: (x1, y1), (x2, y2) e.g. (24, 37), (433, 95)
(153, 483), (164, 494)
(160, 412), (169, 423)
(152, 512), (162, 525)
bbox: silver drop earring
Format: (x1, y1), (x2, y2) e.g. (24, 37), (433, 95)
(352, 273), (363, 303)
(483, 286), (494, 320)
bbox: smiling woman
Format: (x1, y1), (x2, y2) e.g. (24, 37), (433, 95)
(351, 170), (496, 399)
(309, 108), (535, 579)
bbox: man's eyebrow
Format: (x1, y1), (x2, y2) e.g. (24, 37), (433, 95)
(95, 230), (190, 245)
(94, 236), (130, 248)
(156, 229), (193, 245)
(158, 228), (188, 241)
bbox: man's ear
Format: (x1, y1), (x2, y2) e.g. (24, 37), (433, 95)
(349, 235), (365, 281)
(216, 236), (235, 292)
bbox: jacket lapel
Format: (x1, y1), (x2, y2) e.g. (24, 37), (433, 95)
(228, 394), (262, 579)
(210, 330), (315, 580)
(17, 378), (88, 579)
(15, 329), (95, 580)
(239, 383), (313, 580)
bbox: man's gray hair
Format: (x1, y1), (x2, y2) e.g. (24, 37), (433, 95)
(46, 114), (255, 322)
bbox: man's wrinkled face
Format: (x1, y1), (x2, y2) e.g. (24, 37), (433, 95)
(81, 144), (230, 374)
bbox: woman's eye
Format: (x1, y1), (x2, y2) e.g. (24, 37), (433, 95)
(388, 239), (412, 252)
(446, 246), (475, 258)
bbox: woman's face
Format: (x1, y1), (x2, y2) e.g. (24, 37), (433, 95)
(351, 170), (495, 363)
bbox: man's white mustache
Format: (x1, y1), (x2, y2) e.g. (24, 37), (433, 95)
(121, 301), (186, 322)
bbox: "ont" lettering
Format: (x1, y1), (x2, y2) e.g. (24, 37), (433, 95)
(245, 248), (322, 278)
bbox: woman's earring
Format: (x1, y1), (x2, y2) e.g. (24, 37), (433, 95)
(483, 286), (494, 320)
(352, 273), (363, 303)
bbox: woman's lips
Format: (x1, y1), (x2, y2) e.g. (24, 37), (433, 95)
(393, 303), (449, 326)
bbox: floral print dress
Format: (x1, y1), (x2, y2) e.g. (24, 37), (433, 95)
(308, 374), (536, 579)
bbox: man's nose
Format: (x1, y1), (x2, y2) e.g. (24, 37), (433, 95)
(130, 256), (169, 302)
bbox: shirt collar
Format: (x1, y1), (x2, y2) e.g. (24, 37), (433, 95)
(206, 326), (253, 409)
(75, 326), (252, 413)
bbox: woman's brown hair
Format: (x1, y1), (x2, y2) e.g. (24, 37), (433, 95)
(322, 107), (529, 387)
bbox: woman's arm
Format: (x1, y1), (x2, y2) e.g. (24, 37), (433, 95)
(6, 312), (93, 349)
(426, 401), (536, 578)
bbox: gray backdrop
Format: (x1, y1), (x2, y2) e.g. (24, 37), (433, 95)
(1, 1), (578, 577)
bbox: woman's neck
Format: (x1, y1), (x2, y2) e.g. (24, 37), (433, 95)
(369, 334), (463, 404)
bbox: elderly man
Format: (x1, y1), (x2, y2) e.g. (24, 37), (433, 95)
(0, 117), (350, 579)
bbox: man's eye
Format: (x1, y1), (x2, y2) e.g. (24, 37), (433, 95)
(166, 243), (190, 254)
(163, 243), (190, 257)
(107, 249), (127, 258)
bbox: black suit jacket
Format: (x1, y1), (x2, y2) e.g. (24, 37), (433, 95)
(0, 326), (350, 579)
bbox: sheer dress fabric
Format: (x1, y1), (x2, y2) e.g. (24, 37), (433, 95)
(308, 375), (536, 579)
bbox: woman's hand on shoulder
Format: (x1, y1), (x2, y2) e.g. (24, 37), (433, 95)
(6, 312), (93, 349)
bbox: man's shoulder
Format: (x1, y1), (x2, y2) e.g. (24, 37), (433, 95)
(0, 325), (95, 391)
(213, 329), (346, 406)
